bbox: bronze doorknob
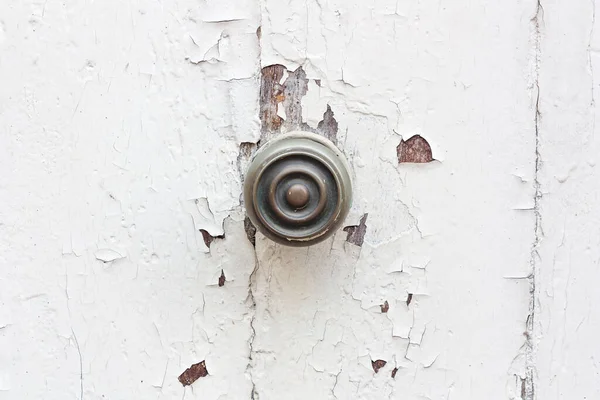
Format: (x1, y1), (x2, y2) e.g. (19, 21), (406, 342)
(244, 131), (353, 246)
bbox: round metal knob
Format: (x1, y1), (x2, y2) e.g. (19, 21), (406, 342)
(244, 131), (353, 246)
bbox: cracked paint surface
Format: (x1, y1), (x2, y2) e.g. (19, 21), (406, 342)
(1, 0), (595, 400)
(252, 1), (535, 398)
(0, 0), (260, 398)
(533, 0), (600, 399)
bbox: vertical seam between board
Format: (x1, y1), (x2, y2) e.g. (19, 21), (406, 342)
(525, 1), (544, 399)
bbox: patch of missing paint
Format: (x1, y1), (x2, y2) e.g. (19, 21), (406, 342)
(406, 293), (413, 306)
(380, 300), (389, 313)
(258, 65), (338, 145)
(391, 367), (398, 378)
(317, 104), (338, 145)
(237, 142), (257, 187)
(239, 142), (256, 159)
(260, 64), (286, 133)
(218, 269), (226, 287)
(371, 359), (387, 373)
(397, 135), (434, 163)
(281, 67), (310, 131)
(343, 214), (368, 246)
(178, 360), (208, 386)
(200, 229), (224, 249)
(244, 216), (257, 247)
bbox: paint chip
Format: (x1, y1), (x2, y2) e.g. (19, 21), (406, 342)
(317, 104), (338, 144)
(200, 229), (224, 249)
(178, 361), (208, 386)
(380, 301), (389, 313)
(371, 359), (387, 373)
(94, 248), (125, 263)
(218, 270), (226, 287)
(397, 135), (434, 163)
(343, 214), (368, 247)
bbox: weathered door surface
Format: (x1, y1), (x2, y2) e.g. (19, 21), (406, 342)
(1, 0), (599, 399)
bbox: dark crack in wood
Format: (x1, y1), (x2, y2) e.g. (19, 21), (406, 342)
(397, 135), (434, 163)
(178, 360), (208, 386)
(391, 367), (398, 378)
(244, 216), (257, 247)
(406, 293), (413, 306)
(218, 269), (226, 287)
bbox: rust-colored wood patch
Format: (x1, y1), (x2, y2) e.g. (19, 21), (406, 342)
(371, 359), (387, 373)
(258, 65), (339, 146)
(343, 214), (368, 247)
(380, 300), (389, 313)
(200, 229), (224, 249)
(397, 135), (434, 163)
(218, 270), (226, 287)
(259, 65), (286, 133)
(391, 367), (398, 378)
(178, 360), (208, 386)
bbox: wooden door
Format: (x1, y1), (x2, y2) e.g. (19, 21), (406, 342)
(1, 0), (598, 399)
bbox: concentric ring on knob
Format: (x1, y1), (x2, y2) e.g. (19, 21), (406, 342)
(267, 162), (328, 225)
(244, 131), (353, 247)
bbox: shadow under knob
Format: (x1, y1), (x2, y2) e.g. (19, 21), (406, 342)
(244, 131), (353, 246)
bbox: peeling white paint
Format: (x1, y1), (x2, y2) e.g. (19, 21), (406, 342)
(534, 1), (600, 399)
(94, 249), (126, 263)
(256, 0), (536, 399)
(0, 0), (259, 398)
(0, 0), (596, 399)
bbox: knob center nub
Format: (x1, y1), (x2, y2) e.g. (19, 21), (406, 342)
(286, 183), (310, 209)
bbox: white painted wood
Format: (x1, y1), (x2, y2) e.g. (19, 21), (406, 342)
(0, 0), (596, 399)
(535, 1), (600, 399)
(255, 1), (535, 399)
(0, 1), (260, 398)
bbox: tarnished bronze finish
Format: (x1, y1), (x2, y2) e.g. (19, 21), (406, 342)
(244, 131), (353, 246)
(287, 184), (310, 209)
(265, 162), (328, 226)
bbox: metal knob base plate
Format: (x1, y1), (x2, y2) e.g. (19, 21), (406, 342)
(244, 131), (353, 246)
